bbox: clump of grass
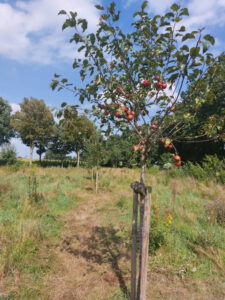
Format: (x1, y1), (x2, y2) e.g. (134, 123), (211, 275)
(204, 198), (225, 226)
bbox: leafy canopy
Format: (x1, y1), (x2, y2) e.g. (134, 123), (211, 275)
(51, 1), (222, 161)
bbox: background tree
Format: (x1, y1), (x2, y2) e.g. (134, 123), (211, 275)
(0, 97), (14, 146)
(51, 2), (223, 298)
(59, 106), (96, 167)
(11, 97), (55, 165)
(47, 124), (72, 167)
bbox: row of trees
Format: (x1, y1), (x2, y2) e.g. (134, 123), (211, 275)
(0, 97), (96, 166)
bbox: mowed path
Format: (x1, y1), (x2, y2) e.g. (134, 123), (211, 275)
(44, 187), (131, 300)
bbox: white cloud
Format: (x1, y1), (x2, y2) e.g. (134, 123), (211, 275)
(148, 0), (174, 14)
(183, 0), (225, 29)
(0, 0), (101, 64)
(10, 103), (20, 114)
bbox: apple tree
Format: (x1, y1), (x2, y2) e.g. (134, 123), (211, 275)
(51, 1), (222, 298)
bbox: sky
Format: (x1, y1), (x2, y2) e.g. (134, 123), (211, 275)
(0, 0), (225, 158)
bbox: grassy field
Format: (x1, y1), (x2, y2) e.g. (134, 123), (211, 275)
(0, 166), (224, 299)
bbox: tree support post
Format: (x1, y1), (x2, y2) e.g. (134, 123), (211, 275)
(131, 189), (138, 300)
(139, 186), (151, 300)
(131, 182), (151, 300)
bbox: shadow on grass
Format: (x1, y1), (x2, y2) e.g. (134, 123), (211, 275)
(63, 224), (130, 298)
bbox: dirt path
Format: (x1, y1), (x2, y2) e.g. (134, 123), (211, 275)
(45, 189), (130, 300)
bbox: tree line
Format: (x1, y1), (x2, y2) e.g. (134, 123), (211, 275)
(0, 90), (224, 168)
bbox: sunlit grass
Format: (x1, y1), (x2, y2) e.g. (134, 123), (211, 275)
(0, 166), (224, 299)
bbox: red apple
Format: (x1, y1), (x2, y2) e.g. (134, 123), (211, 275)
(168, 144), (173, 149)
(115, 111), (120, 117)
(162, 83), (167, 89)
(101, 118), (105, 123)
(141, 140), (146, 145)
(132, 145), (138, 151)
(174, 161), (181, 167)
(104, 111), (109, 116)
(121, 106), (128, 111)
(139, 146), (143, 151)
(174, 155), (181, 161)
(164, 144), (168, 149)
(125, 93), (131, 99)
(127, 114), (134, 121)
(142, 80), (151, 86)
(152, 125), (157, 130)
(131, 111), (136, 116)
(155, 75), (160, 81)
(99, 104), (105, 109)
(160, 138), (165, 143)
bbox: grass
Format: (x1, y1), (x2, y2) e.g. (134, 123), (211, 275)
(0, 166), (224, 299)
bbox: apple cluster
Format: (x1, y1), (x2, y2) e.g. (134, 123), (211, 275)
(99, 103), (136, 123)
(141, 76), (167, 91)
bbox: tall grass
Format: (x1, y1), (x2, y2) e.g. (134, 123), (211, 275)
(0, 166), (224, 299)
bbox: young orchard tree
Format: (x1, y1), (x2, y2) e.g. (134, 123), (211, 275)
(51, 1), (222, 298)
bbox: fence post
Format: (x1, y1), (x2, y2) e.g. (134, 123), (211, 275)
(139, 186), (151, 300)
(131, 189), (138, 300)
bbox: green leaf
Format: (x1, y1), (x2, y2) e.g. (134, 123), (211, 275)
(181, 45), (189, 52)
(95, 5), (104, 10)
(141, 1), (148, 10)
(70, 11), (77, 19)
(202, 42), (210, 53)
(79, 95), (85, 104)
(179, 8), (189, 16)
(190, 47), (200, 58)
(108, 2), (115, 14)
(182, 33), (194, 42)
(58, 10), (67, 15)
(81, 19), (88, 32)
(61, 102), (67, 108)
(54, 73), (61, 78)
(178, 26), (186, 32)
(78, 45), (85, 52)
(165, 12), (174, 18)
(170, 3), (180, 11)
(203, 34), (215, 45)
(90, 33), (96, 45)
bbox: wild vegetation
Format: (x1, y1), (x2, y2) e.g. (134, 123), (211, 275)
(0, 166), (224, 299)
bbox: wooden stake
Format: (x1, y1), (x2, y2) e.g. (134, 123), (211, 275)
(95, 169), (98, 193)
(131, 190), (138, 300)
(139, 186), (151, 300)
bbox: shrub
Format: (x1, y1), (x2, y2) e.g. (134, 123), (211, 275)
(0, 144), (17, 165)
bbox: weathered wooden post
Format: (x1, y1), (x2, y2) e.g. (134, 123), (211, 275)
(131, 182), (151, 300)
(131, 187), (138, 300)
(139, 186), (151, 300)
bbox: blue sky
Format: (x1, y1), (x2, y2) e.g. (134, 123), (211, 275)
(0, 0), (225, 158)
